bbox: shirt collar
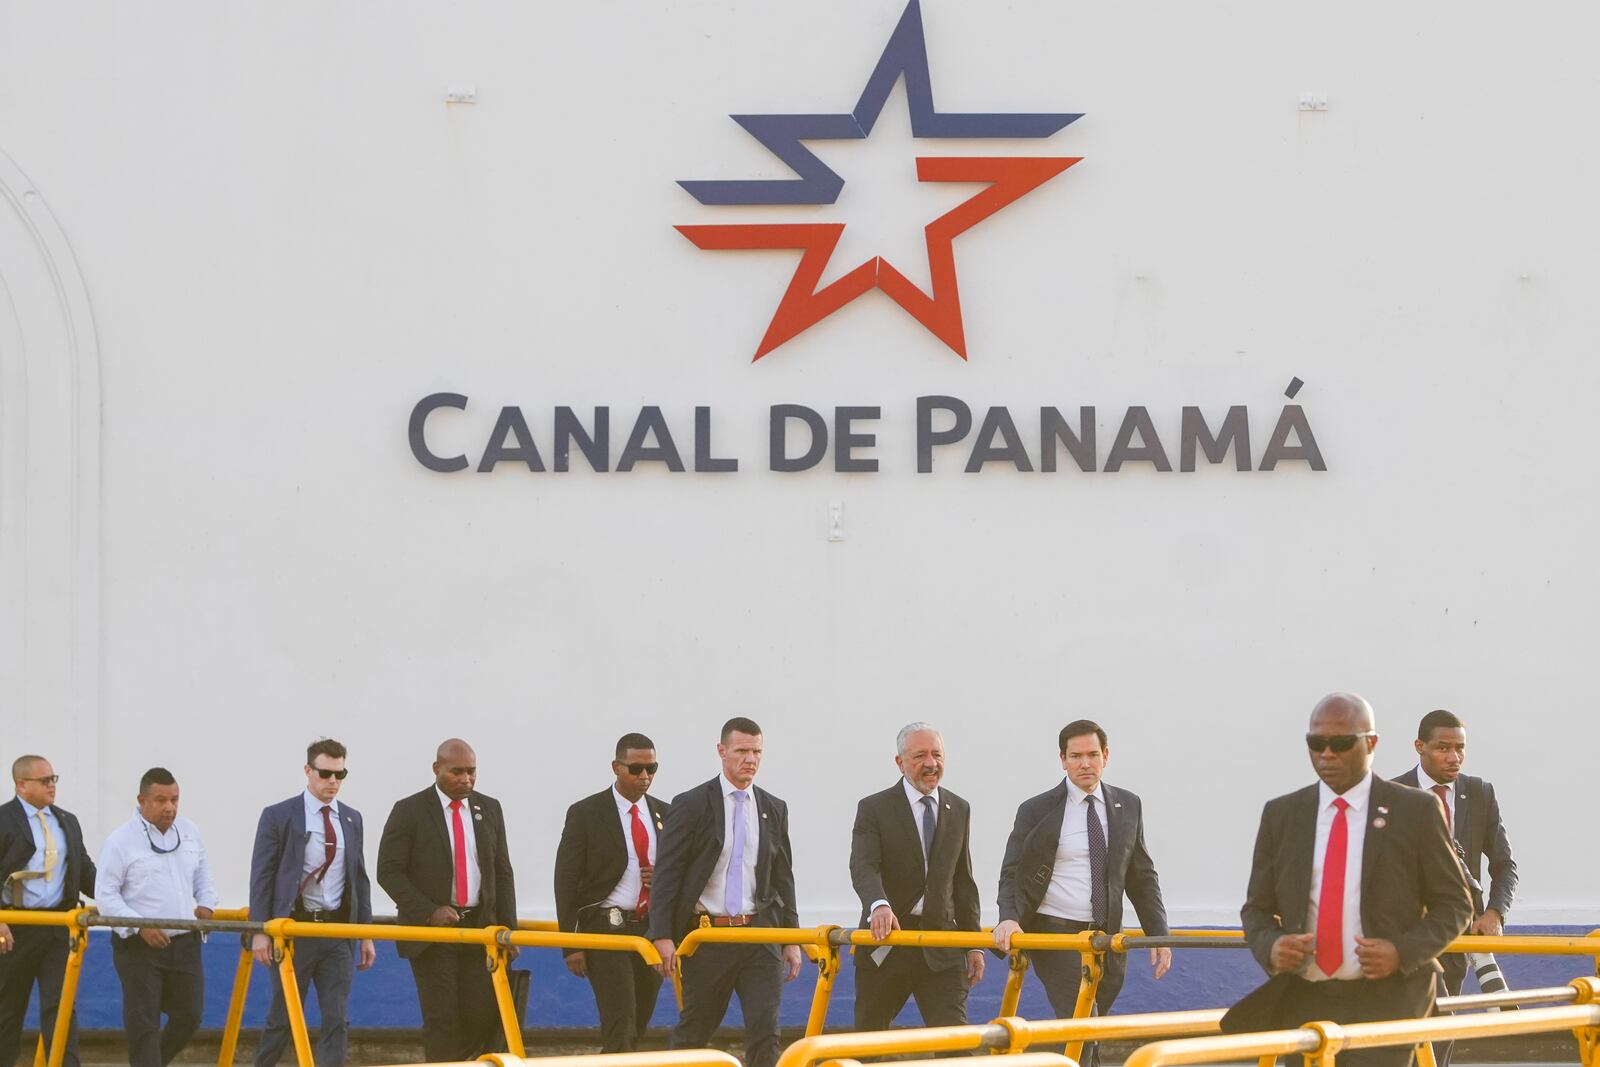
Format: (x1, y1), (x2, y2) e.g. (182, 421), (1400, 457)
(719, 774), (751, 798)
(613, 785), (648, 814)
(133, 809), (179, 840)
(1415, 764), (1454, 791)
(436, 786), (468, 811)
(1318, 770), (1374, 812)
(16, 797), (47, 819)
(303, 790), (341, 818)
(901, 777), (939, 807)
(1065, 778), (1106, 806)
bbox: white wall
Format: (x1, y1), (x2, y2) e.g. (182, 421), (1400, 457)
(1, 1), (1594, 923)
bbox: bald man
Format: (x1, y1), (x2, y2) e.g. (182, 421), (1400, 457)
(1225, 694), (1473, 1067)
(377, 739), (518, 1062)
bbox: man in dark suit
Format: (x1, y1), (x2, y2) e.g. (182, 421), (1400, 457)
(993, 721), (1172, 1067)
(377, 738), (519, 1062)
(849, 722), (984, 1031)
(1226, 693), (1474, 1067)
(1394, 709), (1518, 1067)
(554, 733), (672, 1052)
(649, 718), (801, 1067)
(249, 738), (376, 1067)
(0, 755), (95, 1067)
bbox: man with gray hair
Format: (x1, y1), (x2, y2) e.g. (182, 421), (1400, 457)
(848, 723), (983, 1030)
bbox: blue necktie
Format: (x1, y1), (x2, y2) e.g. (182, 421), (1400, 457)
(918, 795), (936, 866)
(1087, 795), (1108, 928)
(724, 790), (749, 913)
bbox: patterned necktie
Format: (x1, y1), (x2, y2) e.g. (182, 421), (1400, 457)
(1316, 797), (1351, 977)
(9, 812), (61, 891)
(918, 795), (936, 866)
(724, 790), (749, 914)
(314, 806), (337, 882)
(449, 799), (470, 907)
(1432, 784), (1452, 832)
(1086, 795), (1108, 928)
(628, 804), (652, 912)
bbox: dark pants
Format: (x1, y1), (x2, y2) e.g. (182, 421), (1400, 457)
(853, 917), (969, 1031)
(579, 914), (662, 1053)
(1028, 915), (1126, 1067)
(110, 933), (204, 1067)
(0, 924), (79, 1067)
(1430, 954), (1469, 1067)
(254, 938), (356, 1067)
(408, 944), (504, 1062)
(1276, 970), (1437, 1067)
(671, 942), (783, 1067)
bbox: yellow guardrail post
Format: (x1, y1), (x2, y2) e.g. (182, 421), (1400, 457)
(217, 938), (256, 1067)
(804, 926), (841, 1037)
(1062, 937), (1106, 1065)
(485, 927), (526, 1057)
(1000, 948), (1029, 1019)
(43, 908), (90, 1067)
(263, 919), (315, 1067)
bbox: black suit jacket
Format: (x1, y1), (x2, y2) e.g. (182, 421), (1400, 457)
(0, 797), (95, 909)
(996, 779), (1169, 936)
(646, 777), (798, 948)
(1391, 768), (1516, 918)
(376, 787), (518, 959)
(849, 781), (981, 970)
(553, 787), (671, 956)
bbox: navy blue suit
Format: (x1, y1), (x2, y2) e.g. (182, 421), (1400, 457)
(248, 796), (372, 1067)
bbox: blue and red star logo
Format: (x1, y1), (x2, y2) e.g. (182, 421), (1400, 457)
(677, 1), (1082, 360)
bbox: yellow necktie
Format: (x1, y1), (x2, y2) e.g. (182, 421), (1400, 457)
(38, 811), (59, 878)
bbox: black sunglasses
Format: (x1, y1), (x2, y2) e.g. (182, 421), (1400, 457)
(618, 762), (659, 775)
(21, 775), (61, 786)
(312, 768), (349, 780)
(142, 821), (182, 855)
(1305, 732), (1375, 753)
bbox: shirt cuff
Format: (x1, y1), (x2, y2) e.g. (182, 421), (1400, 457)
(869, 899), (889, 914)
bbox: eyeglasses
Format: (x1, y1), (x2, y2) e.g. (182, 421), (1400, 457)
(1305, 732), (1376, 753)
(312, 768), (349, 780)
(141, 820), (182, 855)
(618, 762), (659, 776)
(21, 775), (60, 786)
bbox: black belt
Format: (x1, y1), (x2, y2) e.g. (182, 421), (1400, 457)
(291, 904), (348, 923)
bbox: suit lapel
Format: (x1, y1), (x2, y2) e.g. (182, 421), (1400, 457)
(1101, 784), (1125, 859)
(888, 782), (928, 873)
(469, 794), (489, 870)
(602, 790), (629, 862)
(1289, 785), (1319, 926)
(1452, 778), (1471, 849)
(426, 789), (452, 858)
(1361, 778), (1393, 901)
(341, 809), (360, 882)
(706, 778), (726, 847)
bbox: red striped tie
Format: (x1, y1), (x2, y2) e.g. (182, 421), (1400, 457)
(1316, 797), (1350, 977)
(449, 799), (469, 907)
(1432, 784), (1452, 832)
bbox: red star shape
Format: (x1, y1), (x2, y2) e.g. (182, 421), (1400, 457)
(678, 155), (1080, 360)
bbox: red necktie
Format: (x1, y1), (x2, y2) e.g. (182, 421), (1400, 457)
(1316, 797), (1350, 978)
(628, 804), (652, 913)
(450, 799), (470, 907)
(314, 805), (337, 882)
(1432, 784), (1452, 832)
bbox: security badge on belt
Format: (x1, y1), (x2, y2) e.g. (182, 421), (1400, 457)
(605, 907), (626, 928)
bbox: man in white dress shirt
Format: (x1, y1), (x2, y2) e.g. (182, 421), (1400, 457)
(96, 768), (217, 1067)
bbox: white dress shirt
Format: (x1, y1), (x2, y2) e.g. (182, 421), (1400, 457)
(1038, 779), (1106, 922)
(1302, 771), (1372, 981)
(2, 799), (66, 909)
(603, 786), (658, 909)
(436, 787), (481, 907)
(95, 811), (218, 937)
(298, 790), (346, 911)
(869, 778), (940, 917)
(696, 775), (759, 916)
(1414, 765), (1457, 828)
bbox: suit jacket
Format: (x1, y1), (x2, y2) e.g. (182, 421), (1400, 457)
(996, 779), (1169, 936)
(553, 787), (671, 956)
(248, 795), (374, 924)
(0, 797), (96, 909)
(646, 776), (798, 948)
(849, 781), (981, 970)
(1392, 768), (1517, 918)
(376, 786), (517, 958)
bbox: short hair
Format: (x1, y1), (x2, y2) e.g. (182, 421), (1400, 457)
(896, 722), (941, 755)
(615, 733), (656, 760)
(306, 738), (347, 765)
(138, 767), (177, 795)
(721, 717), (763, 742)
(1059, 720), (1108, 753)
(1418, 709), (1465, 743)
(11, 755), (45, 783)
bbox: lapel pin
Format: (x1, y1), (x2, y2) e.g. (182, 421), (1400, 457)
(1114, 802), (1122, 808)
(761, 812), (768, 820)
(474, 813), (483, 821)
(1377, 805), (1389, 815)
(656, 821), (664, 830)
(1373, 817), (1388, 829)
(944, 803), (951, 810)
(1459, 792), (1466, 800)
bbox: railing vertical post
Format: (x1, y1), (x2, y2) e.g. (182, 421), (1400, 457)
(217, 938), (256, 1067)
(486, 931), (526, 1056)
(267, 922), (314, 1067)
(999, 950), (1029, 1018)
(44, 910), (89, 1067)
(1063, 948), (1104, 1065)
(804, 943), (840, 1037)
(1414, 1037), (1438, 1067)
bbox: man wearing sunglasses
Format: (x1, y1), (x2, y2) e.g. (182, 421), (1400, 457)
(554, 734), (671, 1052)
(1, 756), (97, 1067)
(247, 739), (376, 1067)
(1226, 693), (1473, 1067)
(96, 767), (218, 1067)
